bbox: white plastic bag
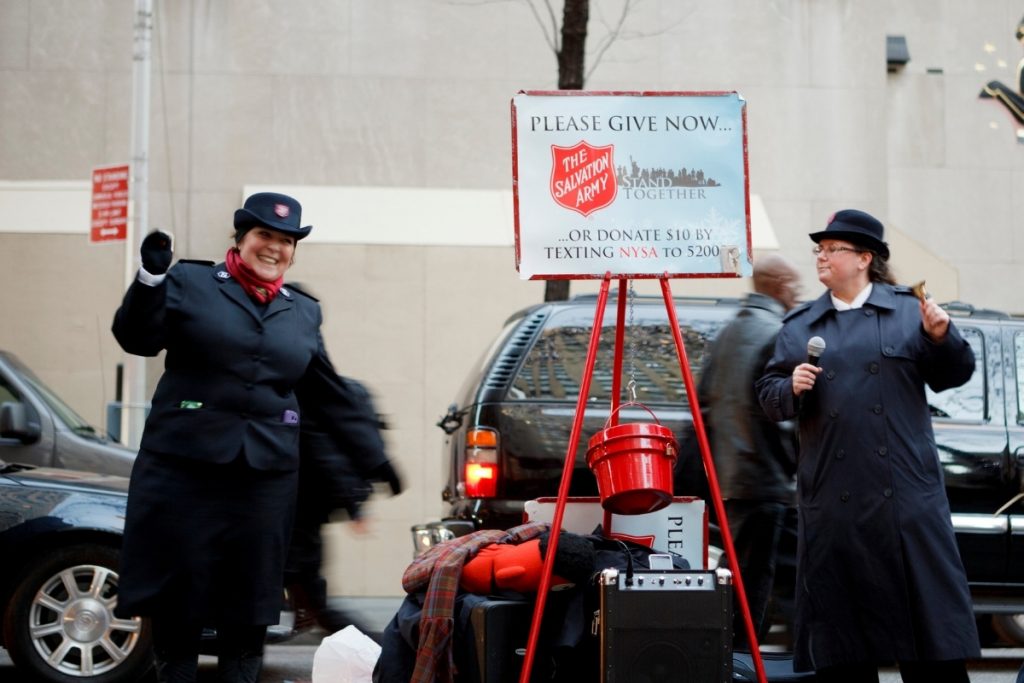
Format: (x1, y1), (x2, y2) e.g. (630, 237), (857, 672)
(311, 625), (382, 683)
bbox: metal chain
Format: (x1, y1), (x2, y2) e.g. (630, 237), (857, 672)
(627, 280), (638, 402)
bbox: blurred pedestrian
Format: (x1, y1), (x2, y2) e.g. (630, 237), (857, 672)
(700, 254), (802, 648)
(286, 368), (403, 638)
(757, 210), (979, 682)
(112, 192), (344, 683)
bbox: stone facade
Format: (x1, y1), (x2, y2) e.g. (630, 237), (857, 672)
(1, 0), (1021, 596)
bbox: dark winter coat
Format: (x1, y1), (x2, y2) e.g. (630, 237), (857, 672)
(286, 375), (391, 579)
(111, 260), (337, 624)
(112, 260), (328, 471)
(756, 284), (980, 671)
(295, 370), (391, 520)
(701, 292), (797, 503)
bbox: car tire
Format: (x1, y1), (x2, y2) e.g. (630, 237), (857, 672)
(1, 544), (153, 683)
(992, 614), (1024, 646)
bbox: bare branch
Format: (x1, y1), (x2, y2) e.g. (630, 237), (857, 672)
(585, 0), (687, 82)
(439, 0), (558, 53)
(444, 0), (683, 88)
(585, 0), (632, 81)
(528, 0), (560, 53)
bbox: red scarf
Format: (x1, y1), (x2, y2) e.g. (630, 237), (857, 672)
(225, 248), (283, 304)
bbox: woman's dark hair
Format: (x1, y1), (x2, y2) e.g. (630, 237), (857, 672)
(867, 251), (896, 285)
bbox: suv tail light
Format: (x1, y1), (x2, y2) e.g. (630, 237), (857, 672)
(464, 428), (499, 498)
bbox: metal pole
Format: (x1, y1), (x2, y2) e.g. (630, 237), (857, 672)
(120, 0), (152, 449)
(519, 274), (611, 683)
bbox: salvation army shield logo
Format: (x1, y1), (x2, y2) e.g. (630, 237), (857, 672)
(549, 141), (617, 216)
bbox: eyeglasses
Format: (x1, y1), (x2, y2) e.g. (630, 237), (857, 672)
(812, 246), (863, 258)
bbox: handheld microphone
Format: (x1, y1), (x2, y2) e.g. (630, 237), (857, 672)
(807, 336), (826, 367)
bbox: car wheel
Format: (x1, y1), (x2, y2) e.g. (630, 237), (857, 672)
(992, 614), (1024, 646)
(1, 544), (153, 683)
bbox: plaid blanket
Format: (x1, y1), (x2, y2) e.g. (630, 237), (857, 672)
(402, 521), (549, 683)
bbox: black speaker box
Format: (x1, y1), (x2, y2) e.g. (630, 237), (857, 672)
(599, 568), (733, 683)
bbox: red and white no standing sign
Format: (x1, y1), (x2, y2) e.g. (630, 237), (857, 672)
(90, 164), (130, 243)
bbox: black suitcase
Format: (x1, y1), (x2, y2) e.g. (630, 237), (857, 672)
(732, 651), (818, 682)
(467, 592), (591, 683)
(469, 598), (542, 683)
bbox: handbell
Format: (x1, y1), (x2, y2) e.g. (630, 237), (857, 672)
(911, 280), (930, 302)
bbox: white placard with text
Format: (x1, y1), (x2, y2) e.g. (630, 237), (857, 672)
(524, 497), (708, 570)
(512, 91), (751, 280)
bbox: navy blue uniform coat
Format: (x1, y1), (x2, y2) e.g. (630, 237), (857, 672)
(112, 260), (335, 624)
(756, 284), (980, 671)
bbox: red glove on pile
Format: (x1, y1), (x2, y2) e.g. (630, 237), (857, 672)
(460, 531), (595, 594)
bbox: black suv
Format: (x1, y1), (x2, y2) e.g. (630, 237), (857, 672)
(418, 292), (1024, 644)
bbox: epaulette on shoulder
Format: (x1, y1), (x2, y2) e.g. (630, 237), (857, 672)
(893, 284), (915, 295)
(782, 300), (812, 322)
(286, 282), (319, 302)
(178, 259), (215, 266)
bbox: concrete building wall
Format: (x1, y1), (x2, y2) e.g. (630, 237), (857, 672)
(1, 0), (1021, 596)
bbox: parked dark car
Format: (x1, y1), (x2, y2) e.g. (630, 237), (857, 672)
(0, 350), (135, 477)
(0, 461), (152, 682)
(418, 292), (1024, 644)
(0, 352), (299, 680)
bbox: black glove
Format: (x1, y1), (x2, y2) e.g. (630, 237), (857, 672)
(140, 230), (173, 275)
(369, 461), (403, 496)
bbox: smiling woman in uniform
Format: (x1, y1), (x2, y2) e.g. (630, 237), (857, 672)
(111, 192), (331, 683)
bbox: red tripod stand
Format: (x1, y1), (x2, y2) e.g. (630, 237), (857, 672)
(517, 274), (768, 683)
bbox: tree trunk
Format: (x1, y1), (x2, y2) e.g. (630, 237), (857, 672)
(544, 0), (589, 302)
(557, 0), (589, 90)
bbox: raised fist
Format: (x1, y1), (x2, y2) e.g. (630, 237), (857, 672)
(140, 230), (173, 275)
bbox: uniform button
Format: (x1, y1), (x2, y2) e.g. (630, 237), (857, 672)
(872, 405), (882, 414)
(883, 488), (893, 498)
(878, 446), (888, 456)
(829, 409), (839, 418)
(883, 345), (894, 355)
(869, 363), (879, 374)
(841, 491), (850, 502)
(864, 309), (875, 317)
(826, 370), (836, 380)
(836, 449), (845, 460)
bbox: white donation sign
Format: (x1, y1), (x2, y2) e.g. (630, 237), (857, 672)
(512, 91), (751, 280)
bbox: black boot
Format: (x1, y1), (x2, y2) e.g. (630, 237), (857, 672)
(150, 617), (202, 683)
(216, 624), (267, 683)
(217, 654), (263, 683)
(153, 655), (199, 683)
